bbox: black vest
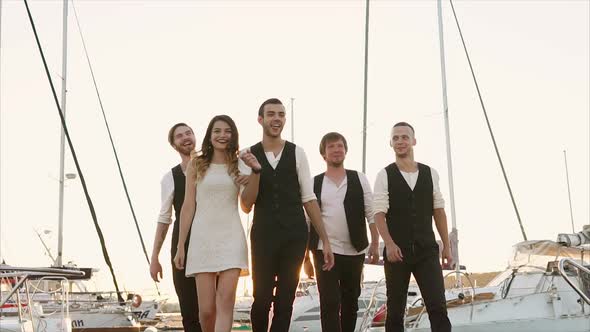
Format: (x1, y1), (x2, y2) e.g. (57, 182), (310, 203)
(250, 141), (307, 235)
(171, 164), (190, 258)
(309, 170), (369, 253)
(385, 163), (436, 248)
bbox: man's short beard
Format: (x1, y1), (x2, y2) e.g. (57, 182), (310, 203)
(176, 145), (194, 156)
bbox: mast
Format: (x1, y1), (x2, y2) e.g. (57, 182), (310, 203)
(361, 0), (370, 173)
(56, 0), (69, 267)
(436, 0), (460, 285)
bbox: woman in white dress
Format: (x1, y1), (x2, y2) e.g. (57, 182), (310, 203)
(174, 115), (252, 332)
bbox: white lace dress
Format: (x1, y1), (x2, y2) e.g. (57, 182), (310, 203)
(185, 163), (248, 276)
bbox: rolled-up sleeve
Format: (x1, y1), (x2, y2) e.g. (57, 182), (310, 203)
(373, 168), (389, 214)
(431, 168), (445, 209)
(295, 146), (317, 203)
(358, 172), (375, 224)
(157, 171), (174, 224)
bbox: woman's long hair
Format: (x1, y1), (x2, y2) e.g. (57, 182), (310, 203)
(190, 115), (240, 182)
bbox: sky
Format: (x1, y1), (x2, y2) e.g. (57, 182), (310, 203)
(1, 0), (589, 300)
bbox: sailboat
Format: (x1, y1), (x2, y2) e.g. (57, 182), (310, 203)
(32, 231), (162, 329)
(362, 0), (590, 331)
(380, 228), (589, 332)
(0, 1), (163, 331)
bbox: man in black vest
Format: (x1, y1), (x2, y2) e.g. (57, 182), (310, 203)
(374, 122), (452, 332)
(309, 132), (380, 332)
(150, 123), (201, 332)
(240, 98), (335, 332)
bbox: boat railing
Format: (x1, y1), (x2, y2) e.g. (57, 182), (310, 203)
(408, 270), (477, 329)
(558, 258), (590, 305)
(357, 277), (387, 331)
(30, 275), (75, 319)
(1, 265), (85, 332)
(1, 267), (85, 306)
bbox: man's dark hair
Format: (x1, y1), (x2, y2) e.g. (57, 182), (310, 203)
(168, 122), (193, 146)
(319, 132), (348, 156)
(258, 98), (284, 117)
(393, 121), (415, 135)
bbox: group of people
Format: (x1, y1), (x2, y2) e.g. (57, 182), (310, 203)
(149, 97), (453, 332)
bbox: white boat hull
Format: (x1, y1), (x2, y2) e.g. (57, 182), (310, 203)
(405, 290), (590, 332)
(0, 318), (34, 332)
(408, 316), (589, 332)
(69, 311), (138, 329)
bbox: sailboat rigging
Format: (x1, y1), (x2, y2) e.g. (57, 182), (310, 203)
(22, 0), (124, 303)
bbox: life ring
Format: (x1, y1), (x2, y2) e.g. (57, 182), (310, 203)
(131, 294), (142, 308)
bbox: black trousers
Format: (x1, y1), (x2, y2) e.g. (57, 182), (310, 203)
(384, 244), (451, 332)
(172, 261), (202, 332)
(313, 250), (365, 332)
(250, 229), (307, 332)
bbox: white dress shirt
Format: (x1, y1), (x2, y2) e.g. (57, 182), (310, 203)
(315, 172), (375, 255)
(373, 165), (445, 214)
(157, 169), (181, 225)
(238, 144), (316, 203)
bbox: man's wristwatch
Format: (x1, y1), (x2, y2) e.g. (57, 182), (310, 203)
(252, 167), (262, 174)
